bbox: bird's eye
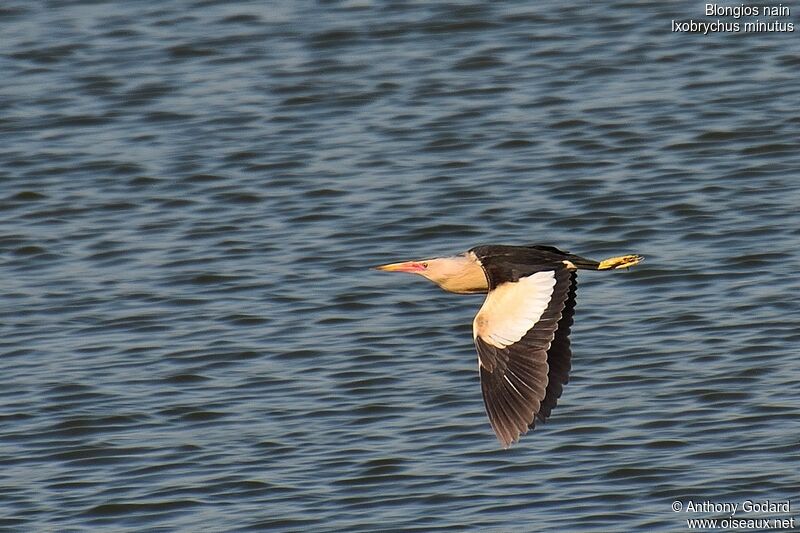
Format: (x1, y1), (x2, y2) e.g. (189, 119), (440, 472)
(422, 262), (428, 268)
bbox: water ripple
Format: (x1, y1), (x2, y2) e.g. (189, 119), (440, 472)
(1, 0), (799, 531)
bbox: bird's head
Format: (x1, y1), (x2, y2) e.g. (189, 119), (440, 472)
(374, 257), (437, 279)
(374, 254), (488, 294)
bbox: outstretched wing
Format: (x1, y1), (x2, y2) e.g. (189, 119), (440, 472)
(472, 267), (573, 447)
(537, 271), (576, 424)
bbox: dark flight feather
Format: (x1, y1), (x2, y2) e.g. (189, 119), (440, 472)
(537, 271), (576, 424)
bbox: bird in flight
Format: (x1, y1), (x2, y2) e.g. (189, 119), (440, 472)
(376, 244), (642, 448)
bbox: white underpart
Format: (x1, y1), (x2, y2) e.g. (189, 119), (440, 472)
(472, 270), (556, 349)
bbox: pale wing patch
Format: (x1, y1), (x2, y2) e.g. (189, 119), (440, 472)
(472, 271), (556, 349)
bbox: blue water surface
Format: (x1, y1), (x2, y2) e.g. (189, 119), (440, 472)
(1, 1), (799, 531)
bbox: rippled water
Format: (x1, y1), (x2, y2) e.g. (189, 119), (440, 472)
(2, 1), (799, 531)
